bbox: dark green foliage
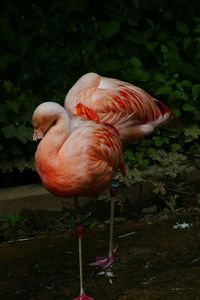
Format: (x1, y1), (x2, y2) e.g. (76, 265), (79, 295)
(0, 211), (98, 241)
(0, 0), (200, 192)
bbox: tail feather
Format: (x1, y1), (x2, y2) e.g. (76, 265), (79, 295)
(155, 99), (180, 124)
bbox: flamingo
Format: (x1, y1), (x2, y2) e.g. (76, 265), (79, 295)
(64, 72), (175, 269)
(32, 102), (124, 300)
(64, 72), (174, 144)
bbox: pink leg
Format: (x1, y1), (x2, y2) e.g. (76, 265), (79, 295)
(73, 290), (94, 300)
(90, 181), (118, 269)
(73, 198), (94, 300)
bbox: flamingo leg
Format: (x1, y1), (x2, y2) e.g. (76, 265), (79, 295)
(108, 195), (115, 259)
(90, 180), (119, 269)
(73, 197), (94, 300)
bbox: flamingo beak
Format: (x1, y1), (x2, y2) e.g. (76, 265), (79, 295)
(33, 128), (44, 142)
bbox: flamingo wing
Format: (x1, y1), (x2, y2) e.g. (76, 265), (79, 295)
(65, 73), (173, 143)
(33, 105), (123, 197)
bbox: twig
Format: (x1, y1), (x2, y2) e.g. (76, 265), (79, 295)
(168, 187), (195, 196)
(117, 231), (136, 239)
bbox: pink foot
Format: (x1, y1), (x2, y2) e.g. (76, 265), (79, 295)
(89, 254), (116, 269)
(73, 292), (94, 300)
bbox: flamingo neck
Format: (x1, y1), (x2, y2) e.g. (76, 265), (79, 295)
(37, 114), (71, 157)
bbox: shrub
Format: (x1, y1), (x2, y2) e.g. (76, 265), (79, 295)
(0, 0), (199, 195)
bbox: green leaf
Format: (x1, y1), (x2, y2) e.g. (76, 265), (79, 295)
(0, 214), (28, 223)
(128, 168), (143, 183)
(192, 84), (200, 100)
(182, 103), (196, 111)
(131, 0), (140, 10)
(171, 144), (181, 152)
(146, 18), (155, 29)
(4, 80), (15, 93)
(172, 108), (181, 117)
(124, 149), (135, 161)
(154, 73), (166, 83)
(130, 57), (142, 67)
(0, 160), (13, 172)
(183, 36), (191, 49)
(153, 182), (166, 195)
(161, 44), (168, 53)
(193, 21), (200, 33)
(99, 59), (122, 72)
(156, 85), (172, 95)
(141, 29), (153, 43)
(184, 125), (200, 139)
(133, 69), (150, 81)
(194, 37), (200, 43)
(100, 21), (120, 40)
(153, 136), (169, 147)
(147, 41), (159, 53)
(14, 158), (30, 172)
(175, 82), (184, 91)
(6, 99), (20, 113)
(176, 21), (189, 35)
(168, 78), (176, 85)
(68, 0), (89, 12)
(164, 11), (173, 20)
(0, 54), (18, 70)
(181, 80), (192, 87)
(171, 90), (188, 100)
(2, 124), (32, 143)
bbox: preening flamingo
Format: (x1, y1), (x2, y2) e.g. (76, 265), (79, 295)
(64, 72), (173, 144)
(64, 72), (175, 269)
(32, 102), (123, 300)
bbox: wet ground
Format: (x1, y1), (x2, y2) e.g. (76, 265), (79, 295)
(1, 210), (200, 300)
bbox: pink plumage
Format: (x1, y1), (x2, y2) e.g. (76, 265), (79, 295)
(65, 72), (173, 143)
(33, 102), (123, 198)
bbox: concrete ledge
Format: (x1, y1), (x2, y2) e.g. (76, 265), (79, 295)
(0, 182), (156, 218)
(1, 167), (200, 218)
(0, 184), (92, 217)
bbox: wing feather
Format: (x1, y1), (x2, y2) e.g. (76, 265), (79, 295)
(65, 73), (173, 143)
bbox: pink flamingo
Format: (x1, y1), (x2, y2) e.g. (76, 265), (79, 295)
(64, 72), (174, 269)
(32, 102), (124, 300)
(65, 72), (174, 144)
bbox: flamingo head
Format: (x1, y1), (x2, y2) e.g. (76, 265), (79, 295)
(32, 102), (65, 142)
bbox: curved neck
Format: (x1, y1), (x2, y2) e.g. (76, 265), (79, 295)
(37, 113), (71, 157)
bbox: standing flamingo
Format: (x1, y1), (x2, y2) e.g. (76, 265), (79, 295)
(64, 72), (175, 269)
(32, 102), (123, 300)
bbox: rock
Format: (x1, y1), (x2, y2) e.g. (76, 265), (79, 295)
(141, 205), (157, 215)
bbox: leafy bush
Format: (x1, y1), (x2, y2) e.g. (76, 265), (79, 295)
(0, 0), (200, 193)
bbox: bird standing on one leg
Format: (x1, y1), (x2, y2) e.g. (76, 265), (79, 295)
(32, 102), (124, 300)
(64, 72), (175, 269)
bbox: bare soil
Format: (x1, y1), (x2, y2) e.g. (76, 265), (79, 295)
(0, 210), (200, 300)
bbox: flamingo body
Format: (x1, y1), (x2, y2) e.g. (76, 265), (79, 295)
(33, 102), (123, 198)
(65, 72), (172, 143)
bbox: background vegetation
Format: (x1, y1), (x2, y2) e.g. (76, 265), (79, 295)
(0, 0), (200, 206)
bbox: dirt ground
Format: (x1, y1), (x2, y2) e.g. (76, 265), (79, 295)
(0, 210), (200, 300)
